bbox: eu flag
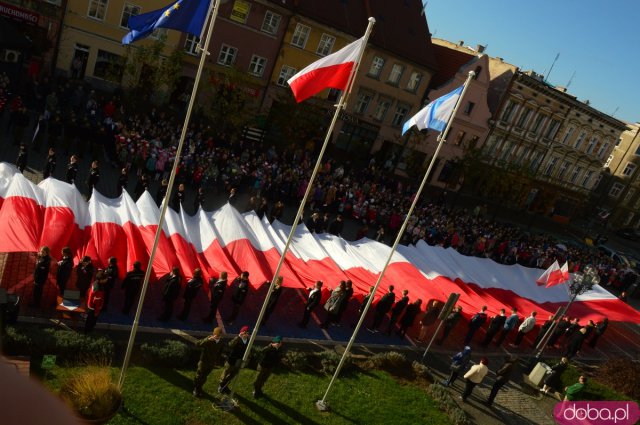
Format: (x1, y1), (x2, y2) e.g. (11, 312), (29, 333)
(122, 0), (211, 45)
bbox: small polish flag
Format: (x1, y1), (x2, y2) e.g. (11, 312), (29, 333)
(546, 262), (570, 288)
(287, 36), (366, 103)
(536, 260), (565, 287)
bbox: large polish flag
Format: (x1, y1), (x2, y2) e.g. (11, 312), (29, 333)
(287, 36), (366, 103)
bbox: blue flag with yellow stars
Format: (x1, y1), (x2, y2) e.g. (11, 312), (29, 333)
(123, 0), (211, 45)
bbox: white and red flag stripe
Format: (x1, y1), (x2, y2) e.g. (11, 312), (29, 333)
(287, 36), (366, 103)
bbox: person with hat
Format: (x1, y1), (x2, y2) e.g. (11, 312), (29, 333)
(75, 255), (94, 299)
(252, 336), (283, 398)
(218, 326), (250, 394)
(227, 271), (250, 325)
(193, 327), (225, 397)
(486, 355), (518, 406)
(203, 271), (227, 323)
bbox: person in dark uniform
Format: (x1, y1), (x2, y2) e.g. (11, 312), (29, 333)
(335, 279), (353, 325)
(65, 155), (79, 184)
(298, 280), (322, 328)
(121, 260), (145, 315)
(397, 298), (422, 339)
(481, 308), (507, 347)
(387, 289), (409, 334)
(43, 147), (56, 179)
(227, 271), (250, 324)
(16, 144), (28, 173)
(156, 178), (168, 205)
(75, 255), (94, 299)
(172, 183), (186, 210)
(158, 267), (181, 321)
(369, 285), (395, 332)
(262, 276), (283, 325)
(133, 172), (149, 200)
(103, 256), (118, 312)
(587, 317), (608, 348)
(328, 214), (344, 236)
(178, 268), (203, 321)
(203, 271), (227, 323)
(564, 327), (588, 359)
(193, 327), (226, 397)
(218, 326), (250, 394)
(548, 316), (571, 347)
(436, 305), (463, 345)
(55, 246), (73, 296)
(252, 336), (283, 398)
(86, 159), (100, 199)
(463, 305), (488, 345)
(31, 246), (51, 307)
(486, 355), (518, 406)
(117, 167), (128, 196)
(194, 187), (205, 211)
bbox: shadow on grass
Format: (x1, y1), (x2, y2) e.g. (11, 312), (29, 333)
(263, 394), (323, 425)
(146, 365), (194, 394)
(233, 393), (292, 425)
(119, 404), (152, 425)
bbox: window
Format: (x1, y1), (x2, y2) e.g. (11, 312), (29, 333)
(387, 64), (404, 85)
(598, 142), (609, 159)
(120, 3), (140, 28)
(557, 161), (569, 179)
(291, 24), (310, 48)
(530, 114), (546, 134)
(217, 44), (237, 66)
(561, 126), (574, 144)
(88, 0), (108, 20)
(623, 163), (637, 177)
(544, 157), (558, 176)
(354, 91), (373, 114)
(93, 49), (123, 82)
(406, 72), (422, 92)
(529, 151), (542, 170)
(585, 136), (598, 154)
(499, 141), (511, 161)
(372, 99), (391, 121)
(230, 0), (251, 24)
(184, 34), (200, 55)
(582, 170), (593, 188)
(463, 102), (475, 116)
(501, 100), (517, 122)
(316, 34), (335, 56)
(516, 107), (531, 128)
(392, 104), (410, 126)
(454, 130), (466, 146)
(574, 131), (586, 149)
(545, 119), (560, 139)
(624, 188), (636, 205)
(615, 137), (622, 147)
(570, 166), (582, 184)
(277, 65), (296, 87)
(261, 11), (281, 34)
(609, 183), (624, 198)
(248, 55), (267, 77)
(594, 174), (603, 189)
(327, 88), (341, 102)
(368, 56), (384, 78)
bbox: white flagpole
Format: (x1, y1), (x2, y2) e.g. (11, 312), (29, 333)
(223, 17), (377, 404)
(316, 70), (476, 410)
(117, 0), (222, 389)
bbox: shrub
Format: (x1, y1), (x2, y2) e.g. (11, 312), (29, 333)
(316, 350), (350, 375)
(59, 366), (121, 420)
(369, 351), (407, 369)
(561, 364), (630, 401)
(283, 350), (308, 372)
(3, 326), (33, 355)
(412, 361), (433, 381)
(140, 340), (191, 368)
(427, 384), (470, 425)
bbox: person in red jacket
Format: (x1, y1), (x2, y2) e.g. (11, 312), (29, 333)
(85, 271), (106, 333)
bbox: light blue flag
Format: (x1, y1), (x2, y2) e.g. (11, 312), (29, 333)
(402, 85), (463, 136)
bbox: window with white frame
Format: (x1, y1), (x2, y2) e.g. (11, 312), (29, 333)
(316, 34), (335, 56)
(406, 72), (422, 92)
(499, 141), (511, 161)
(516, 107), (531, 128)
(585, 136), (598, 154)
(530, 114), (546, 134)
(623, 162), (637, 177)
(184, 34), (200, 55)
(291, 24), (310, 48)
(93, 49), (123, 82)
(354, 91), (373, 114)
(387, 64), (404, 85)
(372, 99), (391, 121)
(88, 0), (108, 20)
(248, 55), (267, 77)
(368, 56), (384, 78)
(261, 11), (281, 34)
(120, 3), (140, 28)
(561, 126), (574, 144)
(545, 119), (560, 139)
(582, 170), (593, 188)
(391, 104), (410, 126)
(570, 166), (582, 183)
(544, 157), (558, 175)
(609, 182), (624, 198)
(529, 151), (542, 170)
(501, 100), (517, 122)
(557, 161), (569, 179)
(574, 131), (586, 149)
(217, 44), (237, 66)
(598, 142), (609, 159)
(277, 65), (296, 87)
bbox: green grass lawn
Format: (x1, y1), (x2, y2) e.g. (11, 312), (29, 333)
(43, 365), (451, 425)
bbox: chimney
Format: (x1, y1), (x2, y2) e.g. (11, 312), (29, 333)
(458, 40), (464, 46)
(476, 44), (485, 53)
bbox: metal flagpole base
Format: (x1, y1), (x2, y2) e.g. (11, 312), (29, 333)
(213, 396), (238, 412)
(315, 400), (330, 412)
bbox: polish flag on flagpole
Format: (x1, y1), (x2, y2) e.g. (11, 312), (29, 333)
(287, 36), (366, 103)
(536, 260), (563, 286)
(546, 261), (570, 288)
